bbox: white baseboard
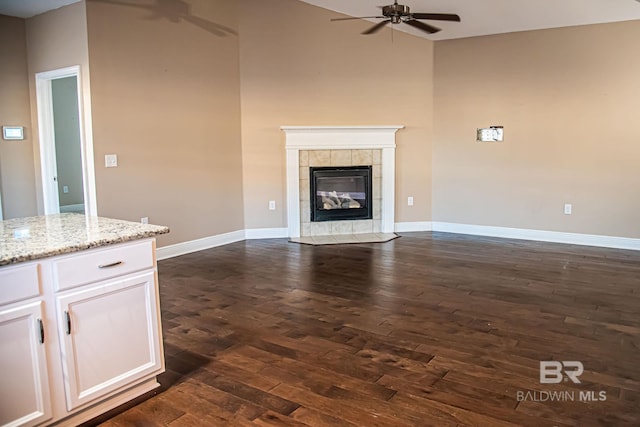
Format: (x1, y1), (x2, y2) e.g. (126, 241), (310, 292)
(156, 230), (245, 260)
(431, 222), (640, 251)
(245, 227), (288, 239)
(394, 221), (433, 232)
(156, 222), (640, 261)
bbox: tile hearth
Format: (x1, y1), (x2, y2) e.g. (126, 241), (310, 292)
(289, 232), (398, 246)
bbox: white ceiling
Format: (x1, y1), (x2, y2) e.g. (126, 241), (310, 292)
(1, 0), (639, 40)
(0, 0), (81, 18)
(301, 0), (640, 40)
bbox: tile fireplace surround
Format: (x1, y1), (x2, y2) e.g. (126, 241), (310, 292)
(282, 126), (403, 239)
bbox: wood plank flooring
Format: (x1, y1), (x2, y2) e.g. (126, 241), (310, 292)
(95, 232), (640, 426)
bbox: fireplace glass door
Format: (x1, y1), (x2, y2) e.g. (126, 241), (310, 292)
(310, 166), (373, 222)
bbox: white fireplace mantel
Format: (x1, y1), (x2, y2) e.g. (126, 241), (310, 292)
(282, 125), (403, 238)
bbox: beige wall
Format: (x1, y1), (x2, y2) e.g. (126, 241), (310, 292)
(26, 0), (91, 215)
(0, 14), (37, 219)
(239, 0), (434, 229)
(433, 21), (640, 238)
(5, 1), (638, 244)
(85, 0), (244, 246)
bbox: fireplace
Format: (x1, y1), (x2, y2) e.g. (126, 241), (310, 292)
(282, 125), (403, 238)
(310, 166), (372, 222)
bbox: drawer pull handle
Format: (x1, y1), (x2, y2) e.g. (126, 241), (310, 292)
(98, 261), (123, 269)
(37, 318), (45, 344)
(64, 311), (71, 335)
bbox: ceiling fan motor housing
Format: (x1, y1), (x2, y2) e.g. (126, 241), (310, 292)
(330, 1), (459, 35)
(383, 4), (410, 23)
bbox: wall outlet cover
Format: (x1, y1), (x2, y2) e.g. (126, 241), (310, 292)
(564, 204), (572, 215)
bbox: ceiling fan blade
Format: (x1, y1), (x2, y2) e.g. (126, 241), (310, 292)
(362, 19), (391, 35)
(411, 13), (461, 22)
(331, 16), (385, 22)
(404, 19), (440, 34)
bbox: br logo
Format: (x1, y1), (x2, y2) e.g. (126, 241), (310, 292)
(539, 361), (584, 384)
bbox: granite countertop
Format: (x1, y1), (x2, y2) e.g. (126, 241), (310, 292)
(0, 213), (170, 266)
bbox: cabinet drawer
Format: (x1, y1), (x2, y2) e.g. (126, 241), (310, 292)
(0, 263), (41, 305)
(54, 240), (154, 291)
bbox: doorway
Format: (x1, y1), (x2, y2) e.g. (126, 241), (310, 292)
(35, 66), (96, 216)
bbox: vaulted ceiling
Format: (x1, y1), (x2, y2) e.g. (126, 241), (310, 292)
(302, 0), (640, 40)
(1, 0), (639, 40)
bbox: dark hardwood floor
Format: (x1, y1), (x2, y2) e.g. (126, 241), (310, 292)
(97, 232), (640, 426)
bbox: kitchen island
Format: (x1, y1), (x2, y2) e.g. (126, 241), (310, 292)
(0, 213), (169, 427)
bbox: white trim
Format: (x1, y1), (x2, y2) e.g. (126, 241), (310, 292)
(431, 222), (640, 251)
(79, 66), (98, 216)
(245, 228), (288, 239)
(36, 71), (59, 214)
(281, 126), (403, 150)
(380, 147), (396, 233)
(153, 223), (640, 261)
(286, 147), (301, 238)
(282, 125), (403, 238)
(395, 221), (433, 232)
(35, 66), (97, 216)
(155, 230), (245, 261)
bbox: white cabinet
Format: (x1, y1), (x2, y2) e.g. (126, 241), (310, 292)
(56, 271), (163, 410)
(0, 301), (52, 427)
(0, 238), (164, 427)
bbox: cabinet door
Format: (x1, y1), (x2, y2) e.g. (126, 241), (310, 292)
(56, 271), (164, 411)
(0, 301), (52, 427)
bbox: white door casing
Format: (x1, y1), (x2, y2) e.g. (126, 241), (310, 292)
(35, 66), (97, 216)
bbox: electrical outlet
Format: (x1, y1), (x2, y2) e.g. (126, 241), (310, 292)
(141, 217), (149, 224)
(63, 185), (69, 194)
(564, 204), (572, 215)
(269, 200), (276, 211)
(408, 196), (414, 206)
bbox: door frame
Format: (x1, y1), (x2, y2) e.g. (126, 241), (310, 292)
(35, 65), (97, 216)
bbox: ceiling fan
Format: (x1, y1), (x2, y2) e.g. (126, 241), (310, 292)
(331, 0), (461, 35)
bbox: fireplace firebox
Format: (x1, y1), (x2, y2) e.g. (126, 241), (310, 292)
(310, 166), (373, 222)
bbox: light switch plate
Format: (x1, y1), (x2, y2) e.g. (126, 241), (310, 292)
(105, 154), (118, 168)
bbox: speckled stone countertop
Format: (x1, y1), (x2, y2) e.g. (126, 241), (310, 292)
(0, 213), (169, 266)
